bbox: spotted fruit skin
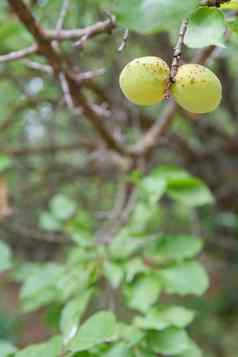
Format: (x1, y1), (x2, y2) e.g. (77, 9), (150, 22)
(119, 56), (170, 106)
(171, 64), (222, 114)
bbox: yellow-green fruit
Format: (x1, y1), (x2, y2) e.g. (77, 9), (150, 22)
(119, 56), (170, 106)
(172, 64), (222, 114)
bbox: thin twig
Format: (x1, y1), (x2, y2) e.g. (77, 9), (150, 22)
(164, 19), (188, 99)
(23, 59), (53, 74)
(75, 68), (106, 82)
(0, 141), (96, 157)
(3, 219), (67, 243)
(128, 101), (177, 155)
(8, 0), (127, 156)
(0, 44), (37, 63)
(73, 14), (116, 48)
(59, 71), (80, 114)
(56, 0), (70, 32)
(96, 179), (137, 244)
(170, 19), (188, 83)
(47, 17), (116, 41)
(118, 29), (129, 52)
(202, 0), (230, 7)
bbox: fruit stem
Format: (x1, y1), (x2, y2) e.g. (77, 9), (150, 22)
(165, 19), (188, 99)
(170, 19), (188, 83)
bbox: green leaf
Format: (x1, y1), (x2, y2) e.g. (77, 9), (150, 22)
(115, 0), (199, 34)
(177, 340), (202, 357)
(110, 229), (143, 259)
(66, 209), (93, 246)
(0, 156), (11, 172)
(118, 323), (144, 347)
(60, 290), (93, 344)
(125, 258), (148, 282)
(226, 18), (238, 34)
(69, 311), (119, 352)
(161, 261), (209, 296)
(103, 261), (124, 289)
(105, 343), (133, 357)
(167, 177), (214, 207)
(185, 7), (225, 48)
(39, 212), (61, 232)
(21, 263), (64, 298)
(0, 240), (12, 272)
(151, 165), (190, 183)
(72, 353), (91, 357)
(20, 263), (64, 312)
(140, 175), (166, 205)
(11, 263), (43, 282)
(146, 235), (203, 262)
(0, 340), (17, 357)
(56, 267), (91, 301)
(135, 305), (195, 330)
(15, 336), (62, 357)
(125, 275), (162, 313)
(148, 166), (212, 208)
(135, 351), (157, 357)
(149, 327), (191, 355)
(50, 194), (77, 220)
(129, 202), (160, 235)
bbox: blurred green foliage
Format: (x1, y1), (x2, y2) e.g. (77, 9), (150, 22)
(0, 0), (238, 356)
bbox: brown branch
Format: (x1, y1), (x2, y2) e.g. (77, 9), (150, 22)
(0, 44), (37, 63)
(23, 59), (53, 74)
(118, 29), (129, 52)
(56, 0), (70, 32)
(202, 0), (230, 7)
(170, 19), (188, 83)
(0, 141), (96, 157)
(0, 15), (116, 64)
(8, 0), (63, 74)
(128, 101), (177, 156)
(73, 14), (116, 47)
(45, 15), (116, 43)
(2, 218), (67, 243)
(193, 45), (216, 64)
(59, 71), (78, 113)
(8, 0), (127, 157)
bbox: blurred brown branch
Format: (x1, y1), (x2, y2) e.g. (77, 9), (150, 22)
(0, 44), (38, 63)
(7, 0), (127, 157)
(0, 141), (96, 157)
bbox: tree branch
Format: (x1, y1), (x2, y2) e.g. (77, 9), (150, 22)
(0, 44), (37, 63)
(56, 0), (70, 32)
(8, 0), (127, 157)
(0, 15), (116, 63)
(202, 0), (230, 7)
(170, 19), (188, 83)
(0, 141), (97, 157)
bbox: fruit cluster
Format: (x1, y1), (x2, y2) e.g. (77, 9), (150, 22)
(119, 56), (222, 114)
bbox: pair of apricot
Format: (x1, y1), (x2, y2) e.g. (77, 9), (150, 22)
(119, 56), (222, 113)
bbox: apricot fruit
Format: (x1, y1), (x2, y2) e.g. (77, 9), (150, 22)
(171, 64), (222, 114)
(119, 56), (170, 106)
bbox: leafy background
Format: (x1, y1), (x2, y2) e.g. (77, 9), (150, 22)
(1, 0), (238, 356)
